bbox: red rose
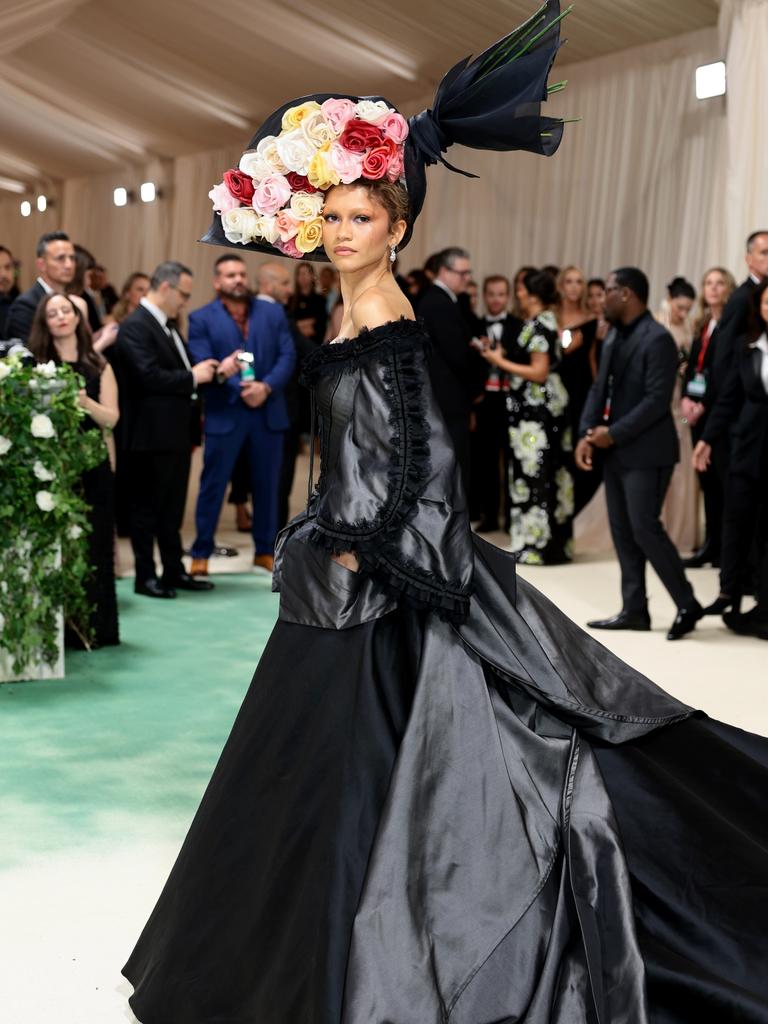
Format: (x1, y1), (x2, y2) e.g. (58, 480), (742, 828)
(223, 168), (255, 205)
(361, 145), (391, 180)
(285, 172), (319, 194)
(338, 119), (385, 154)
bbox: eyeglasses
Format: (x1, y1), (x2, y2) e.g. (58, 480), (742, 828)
(173, 285), (192, 301)
(446, 267), (472, 277)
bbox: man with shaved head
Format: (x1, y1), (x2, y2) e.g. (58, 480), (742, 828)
(188, 254), (295, 575)
(256, 260), (316, 527)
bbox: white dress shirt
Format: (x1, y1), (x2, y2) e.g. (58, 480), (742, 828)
(755, 333), (768, 395)
(434, 278), (458, 303)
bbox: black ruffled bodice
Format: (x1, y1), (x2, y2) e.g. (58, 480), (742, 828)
(275, 319), (474, 626)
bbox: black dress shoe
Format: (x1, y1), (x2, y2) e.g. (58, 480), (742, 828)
(722, 610), (768, 640)
(475, 518), (500, 534)
(587, 610), (651, 631)
(135, 579), (177, 599)
(682, 545), (719, 569)
(166, 572), (215, 592)
(702, 595), (740, 616)
(667, 601), (704, 640)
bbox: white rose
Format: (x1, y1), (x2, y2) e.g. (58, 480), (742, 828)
(30, 413), (56, 439)
(28, 379), (38, 389)
(34, 360), (58, 378)
(35, 490), (55, 512)
(354, 99), (391, 124)
(289, 190), (325, 221)
(239, 149), (273, 182)
(253, 213), (280, 245)
(33, 460), (54, 481)
(0, 362), (11, 382)
(0, 611), (4, 632)
(275, 128), (316, 175)
(0, 435), (12, 456)
(301, 111), (336, 148)
(256, 136), (289, 174)
(221, 207), (260, 245)
(68, 524), (83, 539)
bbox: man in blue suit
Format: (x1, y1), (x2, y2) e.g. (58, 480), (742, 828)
(188, 255), (295, 574)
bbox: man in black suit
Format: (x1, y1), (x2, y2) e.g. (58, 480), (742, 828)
(0, 245), (17, 339)
(576, 267), (702, 640)
(473, 274), (522, 532)
(5, 231), (75, 342)
(114, 261), (219, 598)
(416, 246), (482, 488)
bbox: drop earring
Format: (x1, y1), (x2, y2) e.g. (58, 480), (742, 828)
(390, 245), (397, 264)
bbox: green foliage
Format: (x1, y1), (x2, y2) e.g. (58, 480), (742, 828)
(0, 357), (105, 676)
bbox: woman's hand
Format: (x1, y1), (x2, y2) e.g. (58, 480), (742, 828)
(93, 321), (119, 353)
(478, 343), (505, 366)
(692, 440), (712, 472)
(77, 388), (90, 410)
(332, 551), (359, 573)
(680, 397), (705, 426)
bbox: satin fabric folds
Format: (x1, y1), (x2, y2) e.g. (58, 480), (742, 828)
(124, 321), (768, 1023)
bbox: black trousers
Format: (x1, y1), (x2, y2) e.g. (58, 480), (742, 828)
(277, 423), (302, 530)
(720, 469), (768, 603)
(691, 423), (726, 557)
(473, 392), (509, 527)
(228, 442), (251, 506)
(604, 462), (695, 613)
(128, 450), (190, 585)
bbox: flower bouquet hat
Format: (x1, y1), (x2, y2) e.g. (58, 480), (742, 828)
(202, 0), (571, 262)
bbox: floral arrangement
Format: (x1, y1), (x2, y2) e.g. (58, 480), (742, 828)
(0, 357), (104, 676)
(208, 98), (409, 257)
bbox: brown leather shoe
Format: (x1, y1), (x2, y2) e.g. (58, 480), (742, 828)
(253, 554), (274, 573)
(189, 557), (209, 577)
(235, 503), (252, 532)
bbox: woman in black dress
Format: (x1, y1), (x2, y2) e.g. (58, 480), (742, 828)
(125, 5), (768, 1021)
(28, 292), (120, 647)
(288, 261), (328, 346)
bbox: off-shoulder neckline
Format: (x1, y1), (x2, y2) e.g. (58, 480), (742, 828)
(328, 316), (420, 348)
(298, 316), (427, 386)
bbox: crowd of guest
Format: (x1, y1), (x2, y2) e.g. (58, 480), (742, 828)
(2, 227), (768, 646)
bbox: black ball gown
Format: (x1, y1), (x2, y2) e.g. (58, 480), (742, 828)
(123, 319), (768, 1024)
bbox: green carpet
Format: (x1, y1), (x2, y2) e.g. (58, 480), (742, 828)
(0, 575), (278, 869)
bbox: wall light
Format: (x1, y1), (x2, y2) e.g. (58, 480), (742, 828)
(113, 187), (129, 207)
(140, 181), (156, 203)
(36, 195), (47, 212)
(20, 200), (32, 217)
(696, 61), (726, 100)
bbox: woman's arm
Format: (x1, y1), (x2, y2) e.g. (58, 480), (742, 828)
(480, 345), (549, 383)
(79, 362), (120, 430)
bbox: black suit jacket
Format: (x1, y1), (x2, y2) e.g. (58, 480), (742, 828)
(706, 279), (759, 410)
(580, 312), (679, 470)
(5, 280), (47, 342)
(703, 338), (768, 478)
(114, 304), (195, 453)
(417, 284), (479, 422)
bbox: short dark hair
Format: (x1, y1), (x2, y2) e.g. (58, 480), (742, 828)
(0, 244), (13, 259)
(542, 264), (560, 279)
(587, 277), (605, 290)
(423, 252), (443, 277)
(36, 231), (70, 258)
(149, 260), (193, 290)
(612, 266), (650, 306)
(747, 231), (768, 251)
(437, 247), (470, 271)
(522, 269), (558, 307)
(483, 274), (510, 292)
(666, 276), (695, 301)
(214, 253), (246, 271)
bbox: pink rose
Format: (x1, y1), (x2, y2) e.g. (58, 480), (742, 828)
(386, 147), (405, 182)
(277, 237), (302, 259)
(380, 112), (409, 144)
(223, 168), (255, 205)
(252, 173), (292, 216)
(275, 209), (300, 241)
(320, 98), (357, 136)
(361, 139), (396, 180)
(329, 143), (364, 185)
(209, 181), (240, 213)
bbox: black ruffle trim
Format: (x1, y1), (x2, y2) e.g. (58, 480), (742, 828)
(298, 317), (429, 387)
(305, 327), (471, 622)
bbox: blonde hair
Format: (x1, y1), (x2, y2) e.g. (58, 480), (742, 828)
(694, 266), (736, 335)
(556, 264), (589, 319)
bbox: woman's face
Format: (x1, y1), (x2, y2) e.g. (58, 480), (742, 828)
(561, 269), (584, 305)
(322, 185), (403, 275)
(128, 276), (149, 309)
(703, 272), (727, 311)
(296, 264), (314, 293)
(45, 295), (78, 339)
(587, 283), (605, 316)
(515, 281), (531, 314)
(670, 295), (694, 325)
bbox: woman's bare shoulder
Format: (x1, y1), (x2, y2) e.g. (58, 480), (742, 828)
(351, 285), (414, 333)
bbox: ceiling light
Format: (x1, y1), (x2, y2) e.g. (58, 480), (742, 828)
(696, 62), (726, 100)
(20, 200), (32, 217)
(113, 187), (128, 207)
(36, 195), (47, 212)
(0, 177), (26, 194)
(140, 181), (156, 203)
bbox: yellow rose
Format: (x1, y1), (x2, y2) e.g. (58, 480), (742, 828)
(281, 101), (322, 132)
(307, 145), (340, 191)
(295, 218), (324, 253)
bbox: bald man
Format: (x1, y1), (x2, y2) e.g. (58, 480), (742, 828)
(257, 261), (318, 527)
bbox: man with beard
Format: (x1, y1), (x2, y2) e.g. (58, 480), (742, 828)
(188, 255), (295, 575)
(576, 267), (701, 640)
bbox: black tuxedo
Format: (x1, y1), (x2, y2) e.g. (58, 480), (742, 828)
(114, 304), (196, 586)
(580, 312), (694, 614)
(5, 280), (47, 342)
(706, 279), (759, 413)
(416, 284), (480, 486)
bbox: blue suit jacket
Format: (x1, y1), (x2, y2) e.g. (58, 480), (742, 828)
(188, 297), (296, 435)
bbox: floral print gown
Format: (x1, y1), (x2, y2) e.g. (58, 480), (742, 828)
(506, 310), (574, 564)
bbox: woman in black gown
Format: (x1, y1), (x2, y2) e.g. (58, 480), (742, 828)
(28, 292), (120, 647)
(124, 4), (768, 1021)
